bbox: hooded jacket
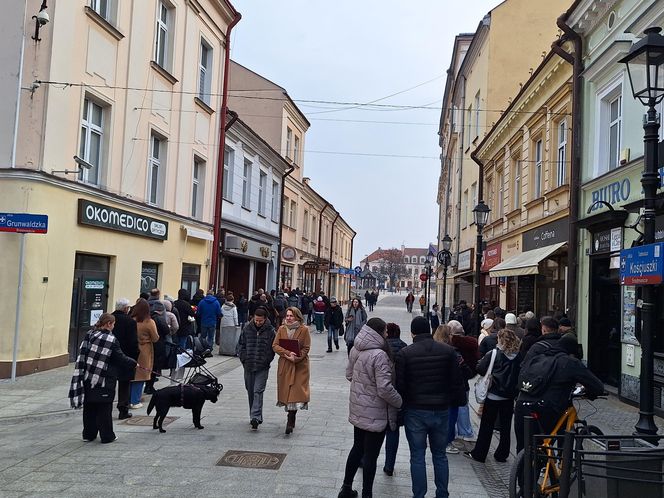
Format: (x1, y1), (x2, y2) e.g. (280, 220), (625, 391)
(196, 295), (223, 327)
(346, 325), (402, 432)
(477, 345), (521, 400)
(220, 302), (239, 327)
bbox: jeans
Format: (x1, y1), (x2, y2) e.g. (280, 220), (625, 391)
(200, 325), (216, 349)
(342, 426), (386, 496)
(384, 426), (400, 472)
(177, 336), (188, 349)
(456, 403), (474, 437)
(447, 406), (458, 445)
(404, 408), (450, 498)
(327, 325), (339, 350)
(244, 368), (269, 423)
(130, 381), (144, 405)
(471, 398), (514, 462)
(314, 312), (325, 332)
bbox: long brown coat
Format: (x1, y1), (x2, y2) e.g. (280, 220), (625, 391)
(134, 318), (159, 382)
(272, 324), (311, 404)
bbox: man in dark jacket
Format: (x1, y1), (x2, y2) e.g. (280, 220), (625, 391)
(324, 296), (344, 352)
(174, 289), (196, 349)
(196, 290), (223, 352)
(396, 317), (464, 498)
(111, 298), (139, 420)
(236, 308), (276, 430)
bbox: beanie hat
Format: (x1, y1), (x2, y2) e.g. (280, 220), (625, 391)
(481, 318), (494, 330)
(505, 313), (518, 325)
(411, 316), (431, 335)
(559, 317), (572, 327)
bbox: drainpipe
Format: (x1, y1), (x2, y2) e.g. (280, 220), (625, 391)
(349, 234), (355, 302)
(327, 211), (340, 296)
(316, 201), (330, 293)
(209, 6), (241, 290)
(275, 164), (295, 291)
(455, 76), (467, 283)
(552, 6), (583, 324)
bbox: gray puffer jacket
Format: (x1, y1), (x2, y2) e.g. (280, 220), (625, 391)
(346, 324), (402, 432)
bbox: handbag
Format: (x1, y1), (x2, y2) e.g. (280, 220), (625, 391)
(473, 348), (497, 404)
(338, 322), (344, 337)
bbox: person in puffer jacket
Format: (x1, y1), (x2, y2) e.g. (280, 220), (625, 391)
(338, 318), (402, 498)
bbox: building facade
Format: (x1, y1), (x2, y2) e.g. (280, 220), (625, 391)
(361, 246), (436, 292)
(0, 0), (239, 377)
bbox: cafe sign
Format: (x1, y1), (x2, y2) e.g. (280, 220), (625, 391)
(78, 199), (168, 240)
(522, 218), (569, 251)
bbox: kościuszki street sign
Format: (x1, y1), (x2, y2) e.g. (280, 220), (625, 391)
(620, 242), (664, 285)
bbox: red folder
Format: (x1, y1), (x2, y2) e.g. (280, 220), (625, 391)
(279, 338), (301, 356)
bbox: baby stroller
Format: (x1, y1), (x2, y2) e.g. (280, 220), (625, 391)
(174, 339), (223, 394)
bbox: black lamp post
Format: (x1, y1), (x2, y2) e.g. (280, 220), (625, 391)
(619, 26), (664, 437)
(472, 201), (491, 338)
(440, 234), (453, 323)
(425, 253), (434, 318)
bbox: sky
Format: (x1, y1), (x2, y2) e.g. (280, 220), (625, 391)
(230, 0), (502, 266)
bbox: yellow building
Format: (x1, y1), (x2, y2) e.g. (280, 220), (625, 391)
(474, 52), (573, 315)
(0, 0), (239, 377)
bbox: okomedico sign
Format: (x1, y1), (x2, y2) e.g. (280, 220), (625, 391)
(78, 199), (168, 241)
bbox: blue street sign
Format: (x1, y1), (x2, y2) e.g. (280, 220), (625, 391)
(354, 266), (362, 275)
(0, 213), (48, 234)
(620, 242), (664, 285)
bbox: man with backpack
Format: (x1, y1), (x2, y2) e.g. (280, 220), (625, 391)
(513, 316), (604, 453)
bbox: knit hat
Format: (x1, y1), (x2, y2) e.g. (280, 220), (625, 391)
(317, 297), (323, 302)
(559, 317), (572, 327)
(411, 316), (431, 335)
(505, 313), (518, 325)
(481, 318), (494, 330)
(330, 296), (337, 303)
(151, 300), (165, 313)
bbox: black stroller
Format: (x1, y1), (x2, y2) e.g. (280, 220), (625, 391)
(172, 337), (223, 393)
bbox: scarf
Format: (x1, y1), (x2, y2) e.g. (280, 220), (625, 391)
(286, 321), (300, 339)
(68, 328), (117, 408)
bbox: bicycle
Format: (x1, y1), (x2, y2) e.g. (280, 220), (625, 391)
(509, 389), (604, 498)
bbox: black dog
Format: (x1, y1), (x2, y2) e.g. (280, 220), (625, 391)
(147, 384), (220, 433)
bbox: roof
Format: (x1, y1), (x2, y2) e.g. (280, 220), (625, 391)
(403, 248), (429, 257)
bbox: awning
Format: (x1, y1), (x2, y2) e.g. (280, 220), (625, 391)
(489, 242), (567, 278)
(183, 226), (214, 241)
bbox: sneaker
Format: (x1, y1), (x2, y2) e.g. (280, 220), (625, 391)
(82, 437), (95, 442)
(446, 444), (460, 454)
(118, 412), (132, 420)
(250, 419), (259, 430)
(129, 403), (143, 409)
(462, 435), (477, 442)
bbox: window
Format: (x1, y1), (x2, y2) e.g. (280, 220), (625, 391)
(466, 105), (472, 147)
(154, 1), (172, 70)
(289, 200), (297, 228)
(608, 96), (622, 171)
(497, 170), (504, 217)
(79, 98), (104, 185)
(148, 134), (165, 206)
(258, 170), (267, 216)
(294, 135), (300, 165)
(90, 0), (114, 23)
(471, 182), (477, 218)
(242, 159), (252, 208)
(191, 158), (204, 219)
(557, 121), (568, 186)
(222, 146), (233, 200)
(271, 180), (279, 222)
(534, 139), (543, 198)
(311, 215), (317, 242)
(404, 256), (409, 263)
(462, 190), (469, 227)
(474, 91), (480, 139)
(597, 83), (623, 175)
(513, 160), (521, 210)
(282, 197), (289, 227)
(180, 263), (200, 299)
(286, 127), (293, 159)
(303, 209), (309, 238)
(199, 40), (212, 105)
(140, 262), (159, 295)
(420, 256), (425, 264)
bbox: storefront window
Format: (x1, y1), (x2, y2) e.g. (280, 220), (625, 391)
(280, 265), (293, 290)
(141, 262), (159, 295)
(181, 263), (200, 299)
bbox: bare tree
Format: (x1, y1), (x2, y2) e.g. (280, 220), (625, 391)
(377, 248), (408, 287)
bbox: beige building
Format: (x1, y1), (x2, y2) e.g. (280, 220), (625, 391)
(437, 0), (570, 311)
(0, 0), (239, 377)
(229, 62), (355, 301)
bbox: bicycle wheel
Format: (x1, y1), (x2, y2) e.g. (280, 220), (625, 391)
(509, 450), (525, 498)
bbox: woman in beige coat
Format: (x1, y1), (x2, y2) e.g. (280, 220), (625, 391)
(272, 306), (311, 434)
(129, 299), (158, 408)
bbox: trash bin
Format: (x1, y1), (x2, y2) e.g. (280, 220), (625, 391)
(219, 326), (241, 356)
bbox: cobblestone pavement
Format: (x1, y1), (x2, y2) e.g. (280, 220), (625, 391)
(0, 293), (660, 497)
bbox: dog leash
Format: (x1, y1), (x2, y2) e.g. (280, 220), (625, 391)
(136, 364), (187, 386)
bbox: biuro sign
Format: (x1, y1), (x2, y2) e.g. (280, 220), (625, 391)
(588, 166), (664, 213)
(619, 242), (664, 285)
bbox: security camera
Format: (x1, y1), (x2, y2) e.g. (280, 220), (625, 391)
(35, 10), (50, 26)
(73, 155), (93, 170)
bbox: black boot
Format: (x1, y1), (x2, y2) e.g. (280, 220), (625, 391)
(285, 410), (296, 434)
(334, 340), (339, 350)
(327, 339), (333, 352)
(118, 409), (132, 420)
(337, 484), (358, 498)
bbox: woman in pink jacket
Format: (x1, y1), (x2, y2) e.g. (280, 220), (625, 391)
(338, 317), (403, 498)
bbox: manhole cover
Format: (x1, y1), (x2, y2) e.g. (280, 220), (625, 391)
(217, 450), (287, 470)
(122, 415), (178, 426)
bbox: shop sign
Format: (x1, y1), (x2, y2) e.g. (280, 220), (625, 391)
(457, 249), (473, 272)
(620, 242), (664, 285)
(481, 242), (502, 272)
(225, 233), (274, 261)
(303, 260), (330, 272)
(592, 227), (622, 254)
(522, 218), (569, 251)
(78, 199), (168, 240)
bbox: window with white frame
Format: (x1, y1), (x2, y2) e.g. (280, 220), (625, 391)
(191, 158), (204, 219)
(466, 105), (472, 147)
(303, 209), (309, 238)
(404, 256), (409, 263)
(199, 40), (212, 105)
(294, 135), (300, 165)
(462, 190), (468, 227)
(79, 98), (104, 185)
(242, 159), (252, 208)
(557, 121), (568, 186)
(608, 95), (622, 171)
(258, 170), (267, 216)
(311, 215), (317, 242)
(471, 182), (477, 218)
(154, 1), (172, 70)
(513, 160), (521, 210)
(597, 83), (623, 175)
(222, 146), (233, 200)
(282, 197), (289, 227)
(289, 200), (297, 228)
(286, 127), (293, 159)
(474, 91), (480, 139)
(271, 180), (279, 222)
(148, 134), (166, 206)
(497, 169), (504, 217)
(420, 256), (425, 264)
(90, 0), (116, 23)
(534, 139), (543, 198)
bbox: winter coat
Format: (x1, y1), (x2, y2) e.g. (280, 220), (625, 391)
(506, 324), (525, 339)
(344, 306), (368, 344)
(346, 325), (402, 432)
(324, 305), (344, 328)
(287, 294), (300, 309)
(152, 312), (172, 370)
(477, 347), (522, 400)
(386, 337), (408, 356)
(237, 319), (276, 372)
(165, 311), (179, 336)
(248, 295), (262, 317)
(220, 302), (239, 327)
(196, 295), (223, 327)
(520, 330), (541, 356)
(451, 335), (480, 373)
(134, 318), (159, 381)
(236, 297), (249, 319)
(313, 300), (327, 313)
(272, 324), (311, 404)
(173, 298), (195, 337)
(479, 332), (498, 358)
(111, 310), (139, 381)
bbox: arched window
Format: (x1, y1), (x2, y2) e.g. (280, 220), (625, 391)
(404, 256), (410, 263)
(419, 256), (425, 264)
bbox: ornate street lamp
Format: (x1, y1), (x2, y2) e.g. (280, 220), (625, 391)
(619, 26), (664, 437)
(439, 234), (453, 322)
(425, 252), (434, 318)
(472, 201), (491, 338)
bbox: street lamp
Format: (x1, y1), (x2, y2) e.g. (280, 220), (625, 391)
(425, 253), (434, 318)
(472, 201), (491, 338)
(619, 26), (664, 437)
(439, 234), (453, 322)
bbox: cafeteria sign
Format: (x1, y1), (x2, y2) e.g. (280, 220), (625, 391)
(620, 243), (664, 285)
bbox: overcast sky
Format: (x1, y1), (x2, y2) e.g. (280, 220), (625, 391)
(230, 0), (502, 266)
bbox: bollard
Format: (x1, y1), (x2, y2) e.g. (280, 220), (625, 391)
(558, 430), (575, 498)
(523, 416), (535, 498)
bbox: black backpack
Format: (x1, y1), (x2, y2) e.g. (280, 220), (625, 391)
(517, 341), (567, 397)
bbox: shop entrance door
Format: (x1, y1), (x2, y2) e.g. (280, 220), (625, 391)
(68, 254), (110, 361)
(588, 256), (621, 386)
